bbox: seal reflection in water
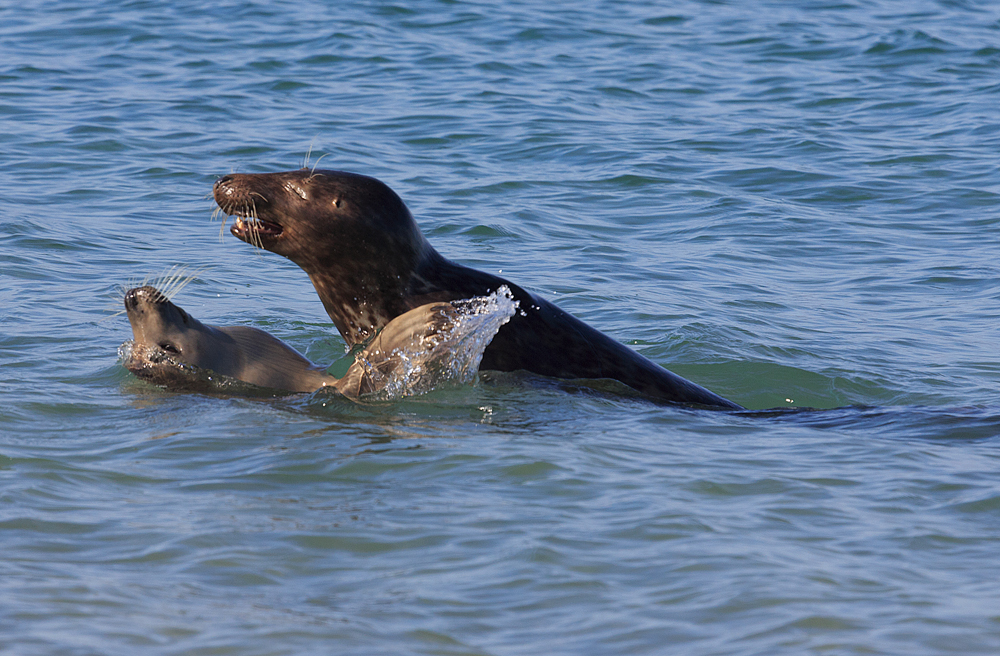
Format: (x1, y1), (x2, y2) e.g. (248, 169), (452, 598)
(213, 169), (743, 409)
(121, 285), (504, 398)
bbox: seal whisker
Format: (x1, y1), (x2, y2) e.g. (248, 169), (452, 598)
(177, 267), (203, 299)
(303, 141), (314, 169)
(248, 202), (259, 251)
(137, 265), (209, 304)
(211, 205), (229, 241)
(114, 273), (145, 303)
(309, 153), (329, 175)
(158, 265), (179, 288)
(100, 282), (132, 322)
(250, 201), (265, 254)
(97, 265), (175, 323)
(162, 266), (206, 301)
(156, 265), (186, 299)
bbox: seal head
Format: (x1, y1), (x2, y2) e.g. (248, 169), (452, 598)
(216, 170), (431, 342)
(123, 285), (334, 393)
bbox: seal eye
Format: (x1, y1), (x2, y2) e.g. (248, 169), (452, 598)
(159, 342), (180, 355)
(332, 198), (341, 208)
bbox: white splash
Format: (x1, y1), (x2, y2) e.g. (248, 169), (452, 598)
(356, 286), (519, 401)
(117, 339), (135, 363)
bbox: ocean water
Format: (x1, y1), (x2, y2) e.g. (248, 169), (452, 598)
(3, 0), (1000, 654)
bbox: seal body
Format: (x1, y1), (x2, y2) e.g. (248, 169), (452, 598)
(213, 169), (742, 409)
(122, 285), (467, 398)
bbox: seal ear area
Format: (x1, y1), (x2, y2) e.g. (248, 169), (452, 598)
(174, 306), (191, 326)
(303, 169), (415, 222)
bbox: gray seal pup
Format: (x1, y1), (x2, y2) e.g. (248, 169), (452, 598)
(121, 285), (504, 398)
(213, 169), (742, 409)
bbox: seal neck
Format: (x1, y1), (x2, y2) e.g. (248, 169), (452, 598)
(307, 246), (509, 348)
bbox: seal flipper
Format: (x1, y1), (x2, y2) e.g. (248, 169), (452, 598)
(336, 302), (463, 399)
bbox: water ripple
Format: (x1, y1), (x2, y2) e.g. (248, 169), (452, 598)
(3, 0), (1000, 654)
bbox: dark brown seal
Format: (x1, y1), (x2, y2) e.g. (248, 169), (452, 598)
(213, 169), (742, 409)
(121, 285), (473, 398)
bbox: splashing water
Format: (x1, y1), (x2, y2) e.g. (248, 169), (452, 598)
(355, 286), (519, 401)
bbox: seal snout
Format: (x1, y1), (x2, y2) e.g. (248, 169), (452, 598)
(213, 174), (263, 214)
(124, 286), (167, 313)
(212, 174), (242, 214)
(124, 288), (140, 312)
(214, 174), (286, 246)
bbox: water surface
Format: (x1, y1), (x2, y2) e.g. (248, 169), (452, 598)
(2, 1), (1000, 654)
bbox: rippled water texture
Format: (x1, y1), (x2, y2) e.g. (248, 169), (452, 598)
(2, 1), (1000, 654)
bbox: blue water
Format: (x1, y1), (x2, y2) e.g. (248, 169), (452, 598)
(3, 1), (1000, 654)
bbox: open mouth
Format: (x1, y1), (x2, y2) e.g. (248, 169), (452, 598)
(230, 215), (283, 242)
